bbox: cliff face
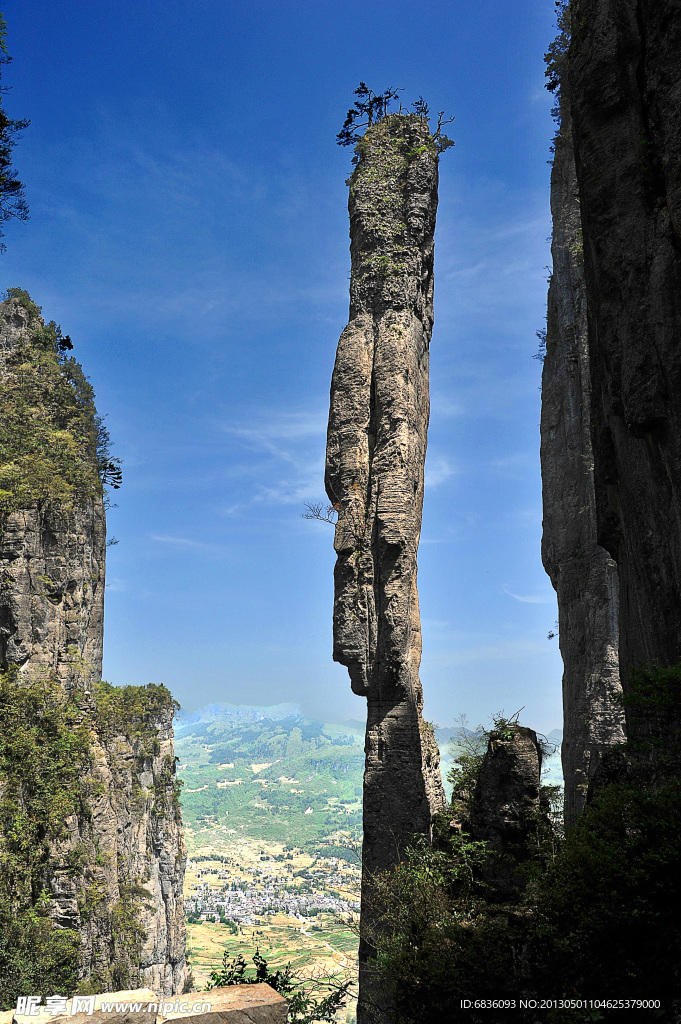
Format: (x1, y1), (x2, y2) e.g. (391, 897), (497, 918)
(0, 296), (186, 995)
(568, 0), (681, 743)
(48, 687), (187, 995)
(325, 115), (446, 1022)
(540, 93), (625, 822)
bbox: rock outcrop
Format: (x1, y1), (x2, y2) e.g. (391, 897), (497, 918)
(469, 725), (546, 900)
(540, 79), (625, 822)
(567, 0), (681, 752)
(325, 114), (446, 1022)
(0, 295), (186, 994)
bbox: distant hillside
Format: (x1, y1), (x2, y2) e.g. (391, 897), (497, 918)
(175, 704), (563, 853)
(175, 704), (365, 853)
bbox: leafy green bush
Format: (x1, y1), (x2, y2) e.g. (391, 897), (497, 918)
(208, 948), (352, 1024)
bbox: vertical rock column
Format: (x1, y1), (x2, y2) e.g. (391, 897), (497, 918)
(0, 302), (106, 689)
(568, 0), (681, 744)
(325, 114), (445, 1022)
(540, 91), (625, 822)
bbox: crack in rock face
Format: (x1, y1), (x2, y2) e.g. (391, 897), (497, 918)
(325, 115), (446, 1022)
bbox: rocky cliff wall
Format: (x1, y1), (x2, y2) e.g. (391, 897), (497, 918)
(568, 0), (681, 747)
(540, 88), (625, 821)
(0, 296), (186, 995)
(325, 114), (446, 1023)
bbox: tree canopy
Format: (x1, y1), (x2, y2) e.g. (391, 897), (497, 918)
(337, 82), (454, 152)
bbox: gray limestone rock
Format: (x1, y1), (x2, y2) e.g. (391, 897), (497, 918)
(568, 0), (681, 753)
(540, 88), (625, 823)
(325, 114), (446, 1023)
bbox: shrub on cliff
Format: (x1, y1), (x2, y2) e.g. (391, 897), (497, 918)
(0, 290), (121, 516)
(0, 668), (90, 1006)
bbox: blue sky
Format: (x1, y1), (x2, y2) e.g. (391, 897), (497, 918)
(2, 0), (564, 734)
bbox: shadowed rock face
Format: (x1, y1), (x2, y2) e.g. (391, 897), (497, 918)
(469, 726), (546, 900)
(541, 90), (625, 823)
(568, 0), (681, 744)
(325, 115), (445, 1022)
(0, 298), (186, 994)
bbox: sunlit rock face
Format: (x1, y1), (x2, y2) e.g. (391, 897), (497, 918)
(0, 297), (187, 994)
(541, 92), (625, 824)
(325, 115), (446, 1022)
(568, 1), (681, 754)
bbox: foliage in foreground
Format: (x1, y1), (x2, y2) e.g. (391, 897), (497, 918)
(371, 712), (681, 1024)
(208, 948), (352, 1024)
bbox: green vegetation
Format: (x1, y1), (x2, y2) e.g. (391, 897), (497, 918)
(0, 667), (91, 1005)
(370, 708), (680, 1023)
(0, 670), (181, 1005)
(176, 712), (363, 850)
(337, 82), (454, 155)
(0, 288), (121, 517)
(544, 1), (571, 97)
(208, 948), (351, 1024)
(0, 14), (29, 253)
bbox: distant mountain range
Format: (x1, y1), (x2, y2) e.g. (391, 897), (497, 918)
(175, 702), (305, 731)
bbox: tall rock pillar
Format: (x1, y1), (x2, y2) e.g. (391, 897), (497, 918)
(568, 0), (681, 750)
(540, 86), (625, 822)
(325, 114), (446, 1022)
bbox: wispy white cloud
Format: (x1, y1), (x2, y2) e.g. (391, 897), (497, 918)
(105, 577), (127, 592)
(488, 451), (533, 478)
(425, 454), (457, 489)
(501, 584), (553, 604)
(149, 534), (231, 557)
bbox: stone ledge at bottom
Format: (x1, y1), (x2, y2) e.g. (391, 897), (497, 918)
(4, 986), (286, 1024)
(160, 986), (286, 1024)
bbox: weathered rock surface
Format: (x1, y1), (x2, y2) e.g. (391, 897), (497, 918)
(0, 297), (186, 993)
(325, 114), (446, 1022)
(10, 985), (286, 1024)
(540, 87), (625, 822)
(161, 985), (287, 1024)
(47, 695), (187, 994)
(469, 726), (546, 900)
(568, 0), (681, 746)
(0, 504), (106, 688)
